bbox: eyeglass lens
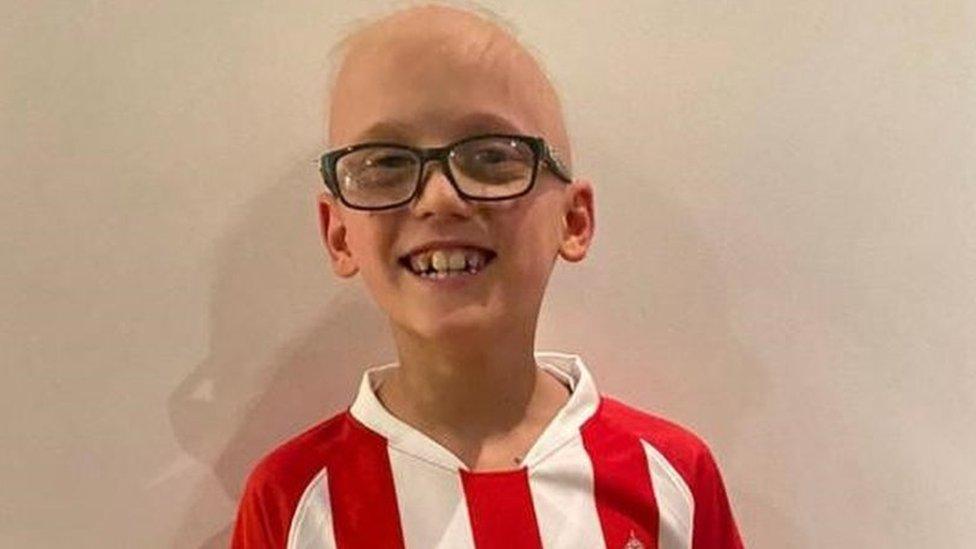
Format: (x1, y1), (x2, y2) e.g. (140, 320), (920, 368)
(334, 137), (536, 208)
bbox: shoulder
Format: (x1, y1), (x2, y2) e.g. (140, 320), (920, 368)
(590, 394), (726, 494)
(595, 395), (711, 455)
(231, 409), (354, 548)
(244, 410), (352, 493)
(590, 395), (746, 548)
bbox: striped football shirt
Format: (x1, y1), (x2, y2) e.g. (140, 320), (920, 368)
(231, 351), (745, 548)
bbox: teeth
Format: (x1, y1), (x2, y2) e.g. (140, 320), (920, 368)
(410, 254), (430, 272)
(448, 251), (466, 270)
(465, 251), (483, 269)
(405, 247), (491, 275)
(431, 250), (449, 272)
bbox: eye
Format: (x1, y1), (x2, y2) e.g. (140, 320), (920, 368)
(336, 147), (417, 191)
(364, 152), (415, 169)
(451, 138), (535, 186)
(470, 142), (524, 164)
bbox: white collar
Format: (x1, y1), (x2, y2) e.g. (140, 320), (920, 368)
(348, 350), (600, 472)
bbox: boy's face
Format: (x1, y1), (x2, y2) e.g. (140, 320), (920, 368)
(318, 17), (593, 342)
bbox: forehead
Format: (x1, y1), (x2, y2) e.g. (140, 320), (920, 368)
(328, 17), (556, 148)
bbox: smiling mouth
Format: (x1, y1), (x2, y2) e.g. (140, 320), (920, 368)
(397, 248), (498, 279)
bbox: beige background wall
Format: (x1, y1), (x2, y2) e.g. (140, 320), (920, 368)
(2, 1), (974, 547)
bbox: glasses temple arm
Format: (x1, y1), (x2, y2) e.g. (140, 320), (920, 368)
(543, 143), (573, 182)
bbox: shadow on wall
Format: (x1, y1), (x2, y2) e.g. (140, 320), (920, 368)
(165, 160), (396, 548)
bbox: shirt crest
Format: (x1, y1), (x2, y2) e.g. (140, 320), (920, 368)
(623, 529), (645, 549)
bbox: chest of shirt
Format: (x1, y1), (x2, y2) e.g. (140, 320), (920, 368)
(288, 433), (692, 549)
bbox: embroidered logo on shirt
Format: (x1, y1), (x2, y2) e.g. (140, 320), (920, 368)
(623, 530), (645, 549)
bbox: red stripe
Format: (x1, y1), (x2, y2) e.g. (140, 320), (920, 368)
(582, 411), (659, 549)
(461, 468), (543, 549)
(328, 418), (405, 548)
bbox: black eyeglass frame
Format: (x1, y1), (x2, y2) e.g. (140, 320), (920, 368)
(317, 133), (573, 211)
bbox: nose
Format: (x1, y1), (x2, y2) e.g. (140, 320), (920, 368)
(410, 161), (473, 218)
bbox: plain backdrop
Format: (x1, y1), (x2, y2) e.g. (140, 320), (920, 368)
(2, 1), (974, 547)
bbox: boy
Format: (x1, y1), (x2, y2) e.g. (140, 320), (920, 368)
(232, 4), (744, 548)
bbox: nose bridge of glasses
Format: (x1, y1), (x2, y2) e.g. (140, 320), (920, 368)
(413, 146), (463, 200)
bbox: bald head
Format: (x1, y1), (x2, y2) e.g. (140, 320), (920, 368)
(326, 4), (573, 172)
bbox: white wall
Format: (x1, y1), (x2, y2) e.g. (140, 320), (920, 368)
(2, 1), (973, 547)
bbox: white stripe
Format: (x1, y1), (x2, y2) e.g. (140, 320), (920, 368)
(640, 440), (694, 549)
(388, 446), (476, 548)
(528, 435), (606, 548)
(287, 467), (337, 549)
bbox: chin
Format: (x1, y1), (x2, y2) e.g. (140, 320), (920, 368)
(398, 306), (501, 342)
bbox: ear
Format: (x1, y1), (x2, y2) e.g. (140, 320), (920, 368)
(557, 179), (595, 262)
(317, 192), (359, 278)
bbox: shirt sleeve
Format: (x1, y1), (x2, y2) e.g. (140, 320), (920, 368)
(690, 445), (746, 549)
(230, 464), (291, 549)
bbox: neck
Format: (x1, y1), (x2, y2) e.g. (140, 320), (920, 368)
(379, 319), (568, 444)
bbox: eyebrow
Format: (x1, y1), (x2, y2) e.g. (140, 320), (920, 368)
(353, 121), (413, 143)
(453, 112), (527, 136)
(352, 112), (529, 145)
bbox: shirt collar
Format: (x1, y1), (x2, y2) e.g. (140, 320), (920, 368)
(348, 350), (600, 472)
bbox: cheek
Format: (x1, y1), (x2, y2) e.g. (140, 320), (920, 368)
(344, 221), (400, 285)
(506, 197), (564, 260)
(353, 251), (407, 319)
(498, 214), (561, 286)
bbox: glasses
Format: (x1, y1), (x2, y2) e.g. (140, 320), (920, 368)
(317, 133), (572, 211)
